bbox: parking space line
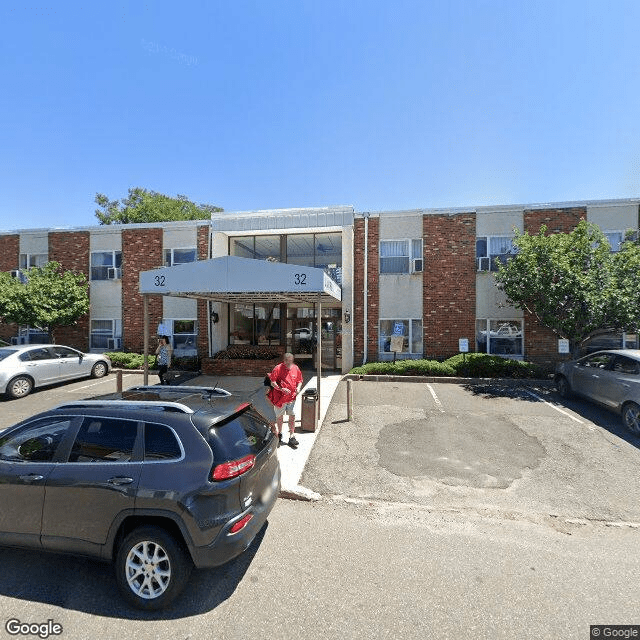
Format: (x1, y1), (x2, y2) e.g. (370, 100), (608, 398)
(427, 384), (445, 412)
(66, 374), (134, 393)
(525, 390), (588, 426)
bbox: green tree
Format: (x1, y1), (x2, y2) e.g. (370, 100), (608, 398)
(494, 220), (640, 354)
(0, 262), (89, 341)
(95, 187), (223, 224)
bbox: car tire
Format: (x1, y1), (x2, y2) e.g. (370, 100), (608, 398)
(622, 402), (640, 435)
(91, 361), (108, 378)
(7, 375), (33, 399)
(115, 526), (192, 611)
(556, 375), (572, 398)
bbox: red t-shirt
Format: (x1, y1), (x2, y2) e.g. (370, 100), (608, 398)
(267, 363), (303, 408)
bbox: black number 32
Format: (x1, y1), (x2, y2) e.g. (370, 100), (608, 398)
(294, 273), (306, 285)
(154, 275), (165, 286)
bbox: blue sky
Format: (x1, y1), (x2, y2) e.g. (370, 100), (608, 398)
(2, 1), (640, 229)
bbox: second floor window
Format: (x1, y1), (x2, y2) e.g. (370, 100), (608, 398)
(476, 236), (515, 271)
(91, 251), (122, 280)
(164, 248), (197, 267)
(380, 239), (422, 274)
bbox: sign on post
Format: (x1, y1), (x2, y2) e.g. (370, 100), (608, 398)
(558, 339), (570, 354)
(459, 338), (469, 353)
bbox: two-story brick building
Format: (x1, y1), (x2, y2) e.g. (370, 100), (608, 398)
(1, 198), (638, 372)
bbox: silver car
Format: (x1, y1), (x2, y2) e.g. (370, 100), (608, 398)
(0, 344), (111, 399)
(555, 349), (640, 434)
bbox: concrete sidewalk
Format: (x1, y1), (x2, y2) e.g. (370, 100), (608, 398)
(186, 372), (343, 500)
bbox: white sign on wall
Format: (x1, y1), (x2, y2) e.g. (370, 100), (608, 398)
(558, 339), (570, 354)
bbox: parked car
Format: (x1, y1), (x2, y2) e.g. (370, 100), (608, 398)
(0, 385), (280, 609)
(0, 344), (111, 399)
(555, 350), (640, 434)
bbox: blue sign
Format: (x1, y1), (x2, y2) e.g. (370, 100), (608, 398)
(393, 322), (404, 336)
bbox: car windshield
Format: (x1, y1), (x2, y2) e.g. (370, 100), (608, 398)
(0, 348), (17, 361)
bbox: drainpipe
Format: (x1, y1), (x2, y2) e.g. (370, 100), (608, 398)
(362, 213), (370, 366)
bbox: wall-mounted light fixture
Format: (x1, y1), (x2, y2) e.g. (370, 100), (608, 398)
(210, 311), (219, 324)
(344, 309), (351, 324)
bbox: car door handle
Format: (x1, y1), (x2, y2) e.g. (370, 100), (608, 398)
(19, 474), (44, 482)
(108, 476), (134, 485)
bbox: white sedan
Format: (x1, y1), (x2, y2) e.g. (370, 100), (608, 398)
(0, 344), (111, 399)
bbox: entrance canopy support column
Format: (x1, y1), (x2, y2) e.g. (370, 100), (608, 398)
(316, 293), (322, 423)
(143, 294), (149, 385)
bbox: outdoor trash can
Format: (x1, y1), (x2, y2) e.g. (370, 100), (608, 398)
(300, 388), (318, 432)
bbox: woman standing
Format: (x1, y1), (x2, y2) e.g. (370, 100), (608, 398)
(155, 336), (173, 385)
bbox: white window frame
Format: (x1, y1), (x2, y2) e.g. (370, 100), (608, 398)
(378, 318), (423, 359)
(380, 239), (423, 274)
(161, 318), (198, 356)
(19, 253), (48, 270)
(476, 236), (516, 272)
(164, 247), (197, 267)
(91, 251), (122, 281)
(90, 319), (122, 351)
(476, 318), (524, 358)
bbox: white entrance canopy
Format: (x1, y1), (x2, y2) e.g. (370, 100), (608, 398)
(138, 256), (342, 424)
(139, 256), (341, 304)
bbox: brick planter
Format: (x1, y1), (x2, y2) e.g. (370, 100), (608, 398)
(202, 357), (282, 376)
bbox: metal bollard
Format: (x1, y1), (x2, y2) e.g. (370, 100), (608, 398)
(116, 369), (123, 393)
(347, 379), (353, 421)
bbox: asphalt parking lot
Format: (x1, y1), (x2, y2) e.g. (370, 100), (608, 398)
(302, 380), (640, 526)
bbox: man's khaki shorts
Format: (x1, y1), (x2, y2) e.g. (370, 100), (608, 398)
(273, 401), (296, 418)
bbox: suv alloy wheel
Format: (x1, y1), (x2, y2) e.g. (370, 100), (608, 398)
(115, 526), (193, 610)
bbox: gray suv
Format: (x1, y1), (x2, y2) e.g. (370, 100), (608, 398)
(0, 385), (280, 610)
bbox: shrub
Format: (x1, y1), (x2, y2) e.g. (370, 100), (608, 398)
(213, 345), (282, 360)
(442, 353), (543, 378)
(172, 356), (200, 371)
(349, 359), (456, 376)
(105, 352), (157, 369)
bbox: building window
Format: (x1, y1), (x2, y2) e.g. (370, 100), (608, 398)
(229, 304), (281, 346)
(161, 319), (198, 356)
(476, 319), (523, 356)
(603, 231), (624, 253)
(91, 251), (122, 280)
(91, 320), (122, 351)
(19, 254), (48, 269)
(379, 319), (423, 356)
(230, 235), (283, 262)
(476, 236), (516, 271)
(380, 239), (422, 274)
(164, 248), (197, 267)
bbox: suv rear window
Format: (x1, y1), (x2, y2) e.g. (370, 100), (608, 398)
(144, 422), (182, 460)
(205, 408), (271, 462)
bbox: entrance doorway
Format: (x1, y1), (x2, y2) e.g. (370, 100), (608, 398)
(286, 306), (342, 371)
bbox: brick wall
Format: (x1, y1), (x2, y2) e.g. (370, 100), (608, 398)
(353, 217), (379, 364)
(523, 207), (585, 365)
(122, 228), (163, 353)
(423, 213), (476, 358)
(197, 224), (210, 359)
(48, 231), (90, 350)
(0, 235), (20, 341)
(202, 357), (282, 376)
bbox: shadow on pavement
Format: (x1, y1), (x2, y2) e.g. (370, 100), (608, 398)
(0, 522), (268, 620)
(462, 382), (640, 451)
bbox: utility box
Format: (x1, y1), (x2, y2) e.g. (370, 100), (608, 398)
(300, 388), (318, 432)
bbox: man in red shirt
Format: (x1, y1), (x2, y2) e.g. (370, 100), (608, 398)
(267, 352), (303, 448)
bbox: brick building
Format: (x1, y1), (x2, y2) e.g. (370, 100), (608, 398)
(0, 198), (638, 372)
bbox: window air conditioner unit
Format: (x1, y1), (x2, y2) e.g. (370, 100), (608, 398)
(107, 267), (122, 280)
(107, 338), (122, 350)
(477, 257), (490, 271)
(411, 258), (423, 273)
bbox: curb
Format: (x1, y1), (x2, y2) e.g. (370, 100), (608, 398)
(342, 374), (554, 386)
(279, 486), (322, 502)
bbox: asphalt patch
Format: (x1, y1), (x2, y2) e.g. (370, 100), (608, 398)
(376, 413), (545, 488)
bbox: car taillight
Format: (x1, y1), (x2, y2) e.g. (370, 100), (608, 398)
(229, 514), (253, 534)
(211, 454), (256, 481)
